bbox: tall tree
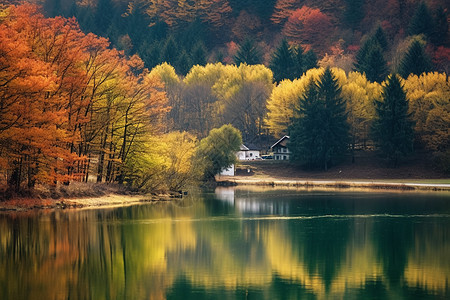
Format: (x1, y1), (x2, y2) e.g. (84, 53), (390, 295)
(303, 49), (318, 70)
(430, 6), (449, 46)
(398, 40), (432, 78)
(371, 74), (414, 167)
(408, 1), (434, 38)
(269, 39), (296, 82)
(344, 0), (365, 29)
(234, 39), (262, 65)
(354, 37), (388, 82)
(289, 68), (349, 170)
(363, 44), (388, 82)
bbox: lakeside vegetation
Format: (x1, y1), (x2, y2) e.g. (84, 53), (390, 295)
(0, 2), (449, 200)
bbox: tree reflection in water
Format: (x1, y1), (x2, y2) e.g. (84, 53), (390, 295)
(1, 188), (449, 299)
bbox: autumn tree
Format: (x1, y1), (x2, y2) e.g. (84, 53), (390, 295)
(371, 74), (414, 166)
(403, 72), (450, 155)
(271, 0), (300, 25)
(282, 6), (333, 56)
(195, 124), (242, 180)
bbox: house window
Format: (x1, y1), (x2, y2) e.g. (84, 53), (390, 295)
(283, 155), (287, 160)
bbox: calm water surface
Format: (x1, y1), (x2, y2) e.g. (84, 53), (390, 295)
(1, 187), (449, 299)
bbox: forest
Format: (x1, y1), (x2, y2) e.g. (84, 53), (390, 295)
(0, 1), (449, 196)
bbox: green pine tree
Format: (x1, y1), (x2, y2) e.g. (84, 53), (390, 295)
(431, 6), (449, 46)
(364, 44), (388, 82)
(161, 37), (179, 67)
(344, 0), (365, 29)
(234, 39), (262, 65)
(289, 68), (349, 170)
(372, 25), (388, 51)
(292, 45), (305, 79)
(398, 40), (432, 78)
(371, 74), (415, 167)
(408, 2), (434, 38)
(303, 50), (318, 71)
(176, 50), (192, 75)
(269, 39), (296, 82)
(191, 42), (207, 66)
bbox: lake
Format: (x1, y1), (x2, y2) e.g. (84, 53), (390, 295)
(1, 187), (449, 299)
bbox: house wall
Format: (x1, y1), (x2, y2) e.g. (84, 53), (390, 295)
(219, 164), (235, 176)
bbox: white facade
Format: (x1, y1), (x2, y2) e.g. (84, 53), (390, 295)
(219, 164), (235, 176)
(236, 145), (260, 161)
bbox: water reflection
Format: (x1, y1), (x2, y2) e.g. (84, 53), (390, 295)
(1, 188), (449, 299)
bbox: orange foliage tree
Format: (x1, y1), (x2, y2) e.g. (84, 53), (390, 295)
(0, 3), (169, 194)
(282, 6), (334, 56)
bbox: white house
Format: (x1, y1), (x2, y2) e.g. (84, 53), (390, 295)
(236, 144), (260, 161)
(270, 136), (290, 160)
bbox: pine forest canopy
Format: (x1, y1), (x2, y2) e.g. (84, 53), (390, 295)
(31, 0), (449, 75)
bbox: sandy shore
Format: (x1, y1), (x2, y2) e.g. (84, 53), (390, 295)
(216, 176), (450, 192)
(0, 193), (175, 212)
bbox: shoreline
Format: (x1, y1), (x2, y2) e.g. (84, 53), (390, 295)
(0, 192), (178, 213)
(216, 176), (450, 192)
(1, 177), (449, 213)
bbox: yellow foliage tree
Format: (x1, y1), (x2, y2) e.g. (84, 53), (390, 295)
(404, 72), (450, 152)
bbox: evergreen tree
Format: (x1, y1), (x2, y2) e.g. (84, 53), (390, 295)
(292, 45), (305, 79)
(94, 0), (115, 36)
(269, 39), (296, 82)
(364, 44), (388, 82)
(431, 7), (449, 46)
(371, 74), (414, 167)
(161, 37), (179, 67)
(303, 50), (318, 71)
(234, 39), (262, 65)
(408, 2), (434, 38)
(176, 50), (192, 75)
(191, 42), (207, 66)
(354, 37), (388, 82)
(344, 0), (365, 29)
(398, 40), (432, 78)
(372, 25), (388, 51)
(289, 68), (349, 170)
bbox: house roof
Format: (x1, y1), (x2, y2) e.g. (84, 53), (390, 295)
(270, 135), (290, 149)
(239, 144), (249, 151)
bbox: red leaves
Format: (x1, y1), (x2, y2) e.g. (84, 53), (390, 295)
(282, 6), (333, 56)
(0, 3), (169, 191)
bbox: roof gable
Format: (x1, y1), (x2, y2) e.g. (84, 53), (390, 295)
(271, 135), (290, 149)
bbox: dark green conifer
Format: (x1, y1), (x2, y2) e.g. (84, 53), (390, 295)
(398, 40), (432, 78)
(292, 45), (305, 79)
(371, 74), (414, 167)
(161, 37), (179, 66)
(234, 39), (262, 65)
(269, 39), (296, 82)
(372, 25), (388, 51)
(364, 44), (388, 82)
(94, 0), (114, 36)
(303, 50), (318, 71)
(344, 0), (365, 29)
(408, 2), (434, 37)
(176, 50), (192, 75)
(191, 42), (207, 66)
(431, 7), (449, 46)
(289, 68), (349, 170)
